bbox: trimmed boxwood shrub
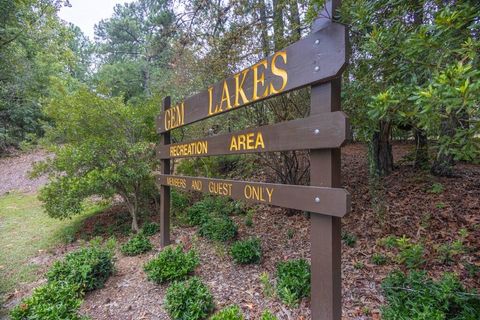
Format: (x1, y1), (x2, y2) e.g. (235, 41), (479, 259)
(46, 242), (114, 292)
(10, 282), (86, 320)
(230, 238), (262, 264)
(141, 222), (160, 236)
(121, 234), (153, 256)
(144, 246), (199, 284)
(210, 305), (244, 320)
(276, 259), (311, 306)
(164, 277), (214, 320)
(198, 215), (237, 242)
(381, 270), (480, 320)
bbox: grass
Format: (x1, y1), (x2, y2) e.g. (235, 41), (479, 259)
(0, 192), (104, 311)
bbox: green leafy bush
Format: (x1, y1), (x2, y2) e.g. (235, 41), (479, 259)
(199, 215), (237, 242)
(381, 270), (480, 320)
(276, 259), (311, 306)
(10, 282), (86, 320)
(342, 231), (357, 247)
(164, 277), (214, 320)
(46, 240), (115, 291)
(260, 310), (278, 320)
(230, 238), (262, 264)
(141, 222), (160, 236)
(210, 305), (244, 320)
(395, 236), (425, 269)
(172, 189), (192, 222)
(371, 253), (388, 265)
(144, 246), (199, 284)
(121, 234), (153, 256)
(187, 196), (240, 226)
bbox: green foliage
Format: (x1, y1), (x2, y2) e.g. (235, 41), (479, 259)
(244, 209), (254, 227)
(141, 222), (160, 236)
(395, 236), (425, 269)
(144, 246), (199, 284)
(198, 215), (238, 242)
(342, 231), (357, 247)
(46, 239), (115, 292)
(121, 234), (153, 256)
(10, 281), (86, 320)
(259, 272), (275, 298)
(371, 253), (388, 266)
(210, 305), (244, 320)
(230, 238), (262, 264)
(428, 183), (444, 194)
(381, 270), (480, 320)
(260, 310), (278, 320)
(186, 196), (232, 226)
(164, 277), (214, 320)
(34, 87), (159, 232)
(378, 235), (397, 249)
(176, 155), (243, 178)
(276, 259), (311, 306)
(436, 229), (468, 264)
(172, 189), (192, 220)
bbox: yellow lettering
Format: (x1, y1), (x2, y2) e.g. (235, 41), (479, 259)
(234, 69), (250, 107)
(266, 187), (273, 202)
(230, 136), (238, 151)
(255, 132), (265, 149)
(269, 51), (288, 94)
(208, 87), (215, 115)
(246, 133), (254, 149)
(252, 59), (268, 101)
(238, 134), (246, 150)
(219, 80), (233, 111)
(164, 103), (185, 130)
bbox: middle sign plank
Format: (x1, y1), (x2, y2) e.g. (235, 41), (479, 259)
(157, 112), (348, 159)
(156, 23), (346, 133)
(156, 174), (351, 217)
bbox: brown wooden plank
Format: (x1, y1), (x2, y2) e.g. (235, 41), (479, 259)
(156, 22), (346, 133)
(155, 174), (350, 217)
(157, 112), (349, 159)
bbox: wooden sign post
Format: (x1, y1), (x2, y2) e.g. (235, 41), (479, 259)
(156, 1), (348, 318)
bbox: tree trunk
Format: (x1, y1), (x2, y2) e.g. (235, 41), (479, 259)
(431, 114), (456, 177)
(125, 197), (140, 233)
(414, 128), (429, 169)
(371, 121), (393, 176)
(288, 0), (301, 42)
(258, 0), (270, 58)
(272, 0), (284, 51)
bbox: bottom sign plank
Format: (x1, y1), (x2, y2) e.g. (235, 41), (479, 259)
(155, 174), (350, 217)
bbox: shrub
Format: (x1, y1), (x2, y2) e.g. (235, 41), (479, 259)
(342, 231), (357, 247)
(10, 282), (85, 320)
(260, 310), (278, 320)
(46, 240), (115, 291)
(371, 253), (388, 265)
(187, 196), (239, 226)
(381, 270), (480, 320)
(210, 305), (244, 320)
(141, 222), (160, 236)
(199, 215), (237, 242)
(395, 236), (424, 269)
(276, 259), (311, 306)
(230, 238), (262, 264)
(259, 272), (275, 298)
(144, 246), (199, 284)
(121, 234), (153, 256)
(164, 277), (214, 320)
(172, 189), (191, 221)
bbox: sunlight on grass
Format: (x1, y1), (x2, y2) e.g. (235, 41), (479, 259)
(0, 192), (104, 305)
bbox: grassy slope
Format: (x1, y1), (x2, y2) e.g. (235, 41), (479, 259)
(0, 193), (102, 307)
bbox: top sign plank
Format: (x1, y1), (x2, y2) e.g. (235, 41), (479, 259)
(156, 23), (346, 133)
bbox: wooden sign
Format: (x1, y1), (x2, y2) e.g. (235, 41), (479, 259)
(156, 2), (348, 319)
(156, 174), (350, 217)
(156, 23), (346, 133)
(157, 112), (348, 159)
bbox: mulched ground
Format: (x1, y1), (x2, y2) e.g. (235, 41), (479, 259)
(0, 149), (50, 196)
(3, 143), (480, 319)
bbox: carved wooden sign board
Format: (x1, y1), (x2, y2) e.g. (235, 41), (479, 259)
(155, 3), (349, 319)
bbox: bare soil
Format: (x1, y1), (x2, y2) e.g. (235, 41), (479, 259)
(2, 144), (479, 319)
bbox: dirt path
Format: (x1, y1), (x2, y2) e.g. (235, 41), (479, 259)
(0, 149), (50, 196)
